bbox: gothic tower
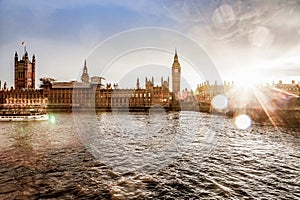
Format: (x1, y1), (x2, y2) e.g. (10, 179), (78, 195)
(172, 49), (181, 97)
(81, 59), (90, 83)
(136, 78), (140, 89)
(14, 51), (36, 89)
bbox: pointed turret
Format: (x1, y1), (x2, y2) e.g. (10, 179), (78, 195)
(81, 59), (90, 83)
(14, 45), (36, 89)
(172, 48), (181, 97)
(136, 78), (140, 89)
(14, 52), (18, 64)
(32, 54), (36, 88)
(174, 48), (178, 62)
(24, 51), (28, 59)
(32, 54), (36, 63)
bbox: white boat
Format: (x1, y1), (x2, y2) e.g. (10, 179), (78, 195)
(0, 109), (49, 122)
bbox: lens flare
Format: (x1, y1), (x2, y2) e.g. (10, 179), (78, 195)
(212, 94), (228, 110)
(248, 26), (274, 47)
(212, 4), (235, 30)
(235, 114), (252, 129)
(49, 114), (56, 124)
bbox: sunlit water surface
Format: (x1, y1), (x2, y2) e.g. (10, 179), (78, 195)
(0, 112), (299, 199)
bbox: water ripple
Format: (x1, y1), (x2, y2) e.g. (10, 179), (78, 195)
(0, 112), (299, 199)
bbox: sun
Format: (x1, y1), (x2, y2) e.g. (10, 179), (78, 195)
(233, 69), (263, 88)
(236, 80), (254, 89)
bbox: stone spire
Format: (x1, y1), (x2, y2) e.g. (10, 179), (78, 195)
(174, 48), (178, 62)
(172, 48), (181, 96)
(14, 52), (18, 64)
(136, 78), (140, 89)
(81, 59), (90, 83)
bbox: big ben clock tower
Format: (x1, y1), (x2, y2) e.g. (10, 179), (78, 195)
(172, 49), (181, 98)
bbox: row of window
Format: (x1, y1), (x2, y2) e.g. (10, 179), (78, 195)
(285, 88), (299, 91)
(2, 94), (42, 99)
(50, 90), (169, 97)
(2, 92), (169, 100)
(49, 98), (155, 104)
(17, 72), (25, 78)
(48, 101), (154, 106)
(5, 99), (47, 104)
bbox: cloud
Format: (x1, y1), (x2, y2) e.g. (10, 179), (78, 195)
(163, 0), (300, 82)
(0, 0), (299, 88)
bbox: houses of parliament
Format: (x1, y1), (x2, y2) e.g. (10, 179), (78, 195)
(0, 47), (299, 112)
(0, 48), (187, 111)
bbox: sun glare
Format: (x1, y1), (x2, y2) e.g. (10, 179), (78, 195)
(212, 94), (228, 110)
(235, 114), (252, 129)
(236, 81), (254, 89)
(234, 69), (263, 88)
(49, 114), (56, 124)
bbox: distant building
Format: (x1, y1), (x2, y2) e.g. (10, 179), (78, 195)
(41, 77), (171, 111)
(39, 57), (174, 111)
(81, 59), (90, 83)
(0, 50), (193, 111)
(196, 81), (234, 103)
(91, 76), (104, 84)
(1, 46), (299, 114)
(0, 89), (46, 109)
(14, 51), (36, 89)
(0, 50), (46, 111)
(274, 80), (299, 96)
(40, 61), (99, 110)
(172, 49), (181, 98)
(132, 77), (171, 108)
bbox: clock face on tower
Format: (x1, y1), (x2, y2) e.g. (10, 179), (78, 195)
(174, 69), (178, 73)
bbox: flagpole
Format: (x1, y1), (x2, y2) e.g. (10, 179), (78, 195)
(22, 41), (26, 54)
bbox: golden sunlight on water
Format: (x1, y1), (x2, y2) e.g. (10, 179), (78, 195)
(0, 112), (299, 199)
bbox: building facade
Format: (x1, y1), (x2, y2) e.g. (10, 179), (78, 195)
(172, 49), (181, 98)
(0, 88), (46, 110)
(1, 47), (299, 114)
(273, 80), (299, 96)
(40, 77), (172, 111)
(39, 60), (173, 111)
(14, 51), (36, 89)
(196, 81), (234, 103)
(0, 50), (45, 111)
(81, 60), (89, 83)
(0, 50), (178, 111)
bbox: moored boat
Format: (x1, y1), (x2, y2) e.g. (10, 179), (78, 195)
(0, 109), (48, 122)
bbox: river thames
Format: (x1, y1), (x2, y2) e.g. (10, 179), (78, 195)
(0, 111), (299, 199)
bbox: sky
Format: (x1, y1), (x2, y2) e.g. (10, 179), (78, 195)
(0, 0), (299, 90)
